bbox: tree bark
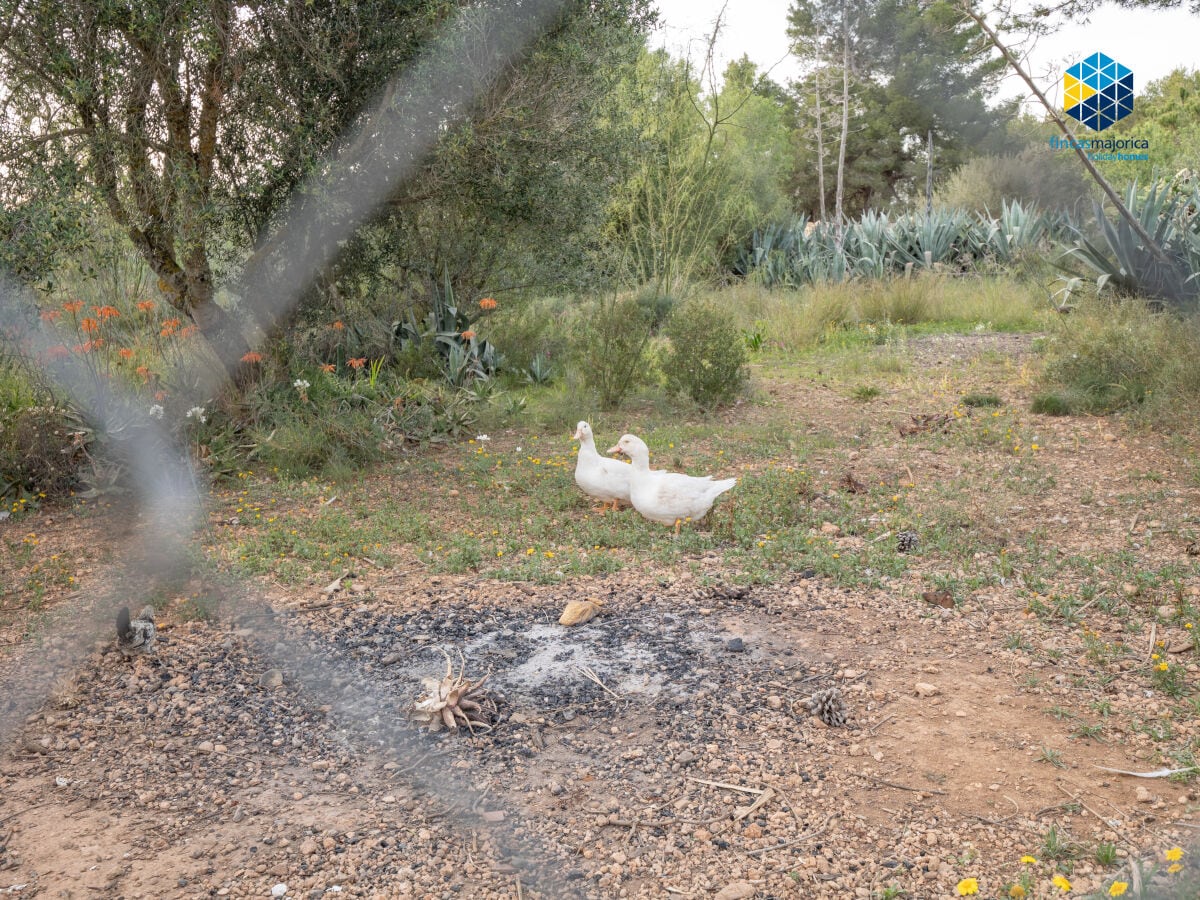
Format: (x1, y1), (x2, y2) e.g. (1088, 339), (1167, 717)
(814, 45), (827, 224)
(834, 0), (850, 251)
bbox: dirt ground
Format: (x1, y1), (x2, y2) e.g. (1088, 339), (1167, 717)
(2, 333), (1199, 899)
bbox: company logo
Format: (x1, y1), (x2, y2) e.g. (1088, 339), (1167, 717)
(1064, 52), (1133, 132)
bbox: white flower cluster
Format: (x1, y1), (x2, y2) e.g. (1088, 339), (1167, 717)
(148, 404), (164, 420)
(293, 379), (311, 391)
(186, 406), (207, 424)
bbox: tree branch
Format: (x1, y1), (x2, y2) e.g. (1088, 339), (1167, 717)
(959, 1), (1169, 263)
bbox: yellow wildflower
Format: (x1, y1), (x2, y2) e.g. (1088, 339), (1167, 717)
(1166, 847), (1184, 862)
(956, 878), (979, 896)
(1108, 883), (1128, 897)
(1052, 874), (1071, 892)
(1020, 856), (1037, 864)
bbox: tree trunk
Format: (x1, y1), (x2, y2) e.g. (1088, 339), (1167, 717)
(814, 46), (827, 224)
(835, 0), (850, 252)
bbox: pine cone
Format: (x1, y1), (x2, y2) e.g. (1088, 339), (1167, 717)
(896, 530), (919, 554)
(805, 687), (848, 728)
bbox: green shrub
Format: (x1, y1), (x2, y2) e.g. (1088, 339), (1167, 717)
(200, 371), (476, 479)
(1039, 299), (1200, 419)
(935, 147), (1095, 217)
(662, 300), (748, 408)
(0, 403), (82, 501)
(573, 294), (656, 410)
(483, 296), (571, 378)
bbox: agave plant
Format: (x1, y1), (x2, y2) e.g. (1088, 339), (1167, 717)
(1059, 180), (1200, 307)
(392, 267), (501, 386)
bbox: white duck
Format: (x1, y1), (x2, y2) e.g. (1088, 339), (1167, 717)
(608, 434), (736, 534)
(572, 421), (631, 513)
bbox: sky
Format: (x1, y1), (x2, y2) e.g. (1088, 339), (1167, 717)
(648, 0), (1199, 107)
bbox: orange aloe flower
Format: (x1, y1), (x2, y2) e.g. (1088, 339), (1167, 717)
(241, 351), (263, 364)
(154, 390), (167, 402)
(320, 363), (335, 373)
(118, 348), (134, 360)
(80, 317), (100, 334)
(179, 325), (198, 338)
(136, 300), (156, 312)
(136, 365), (152, 381)
(39, 309), (61, 322)
(461, 329), (476, 340)
(46, 345), (69, 359)
(93, 305), (120, 319)
(347, 357), (366, 369)
(478, 297), (497, 310)
(62, 300), (84, 314)
(331, 320), (345, 331)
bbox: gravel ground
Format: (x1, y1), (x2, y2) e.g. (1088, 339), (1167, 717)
(3, 566), (1197, 899)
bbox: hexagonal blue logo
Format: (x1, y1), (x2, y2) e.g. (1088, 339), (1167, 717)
(1064, 52), (1133, 132)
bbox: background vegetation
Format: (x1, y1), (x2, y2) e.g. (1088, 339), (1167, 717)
(1, 0), (1199, 504)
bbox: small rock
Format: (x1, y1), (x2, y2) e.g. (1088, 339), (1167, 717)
(677, 750), (697, 765)
(260, 669), (284, 689)
(1136, 786), (1153, 803)
(819, 522), (841, 535)
(1156, 605), (1175, 620)
(725, 637), (745, 653)
(198, 741), (215, 754)
(559, 599), (601, 627)
(300, 838), (318, 857)
(765, 695), (783, 710)
(271, 884), (288, 898)
(914, 682), (939, 698)
(714, 882), (757, 900)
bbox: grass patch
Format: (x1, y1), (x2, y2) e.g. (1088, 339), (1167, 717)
(716, 275), (1048, 352)
(1039, 297), (1200, 422)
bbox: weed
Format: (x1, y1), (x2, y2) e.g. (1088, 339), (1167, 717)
(852, 385), (882, 402)
(962, 392), (1001, 408)
(1040, 825), (1072, 860)
(1095, 842), (1118, 867)
(1037, 747), (1067, 769)
(1151, 657), (1189, 698)
(1071, 723), (1105, 741)
(1004, 633), (1032, 651)
(1091, 700), (1113, 717)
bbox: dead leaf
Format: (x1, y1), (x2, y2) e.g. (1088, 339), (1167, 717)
(839, 472), (867, 494)
(899, 412), (957, 437)
(922, 589), (954, 608)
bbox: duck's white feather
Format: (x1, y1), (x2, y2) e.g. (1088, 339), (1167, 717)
(611, 434), (735, 526)
(573, 422), (631, 505)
